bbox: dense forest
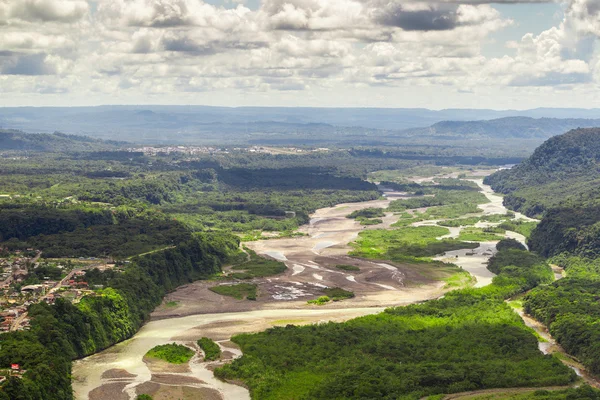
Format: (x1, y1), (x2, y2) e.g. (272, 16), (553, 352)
(215, 245), (572, 399)
(486, 127), (600, 380)
(0, 144), (425, 398)
(485, 128), (600, 257)
(0, 131), (592, 399)
(0, 233), (240, 399)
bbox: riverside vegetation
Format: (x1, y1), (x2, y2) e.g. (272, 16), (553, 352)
(0, 129), (596, 399)
(213, 169), (596, 399)
(487, 128), (600, 378)
(215, 244), (574, 399)
(145, 343), (195, 364)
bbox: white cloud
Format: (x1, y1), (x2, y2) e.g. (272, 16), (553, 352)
(0, 0), (88, 23)
(2, 0), (600, 106)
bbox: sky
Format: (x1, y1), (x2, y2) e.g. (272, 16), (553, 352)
(0, 0), (599, 109)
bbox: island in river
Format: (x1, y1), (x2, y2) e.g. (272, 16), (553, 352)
(72, 172), (536, 400)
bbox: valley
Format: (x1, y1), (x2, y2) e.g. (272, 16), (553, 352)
(0, 128), (599, 400)
(71, 171), (548, 400)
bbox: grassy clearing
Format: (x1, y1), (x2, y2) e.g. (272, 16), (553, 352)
(210, 283), (257, 300)
(481, 213), (515, 223)
(164, 301), (179, 308)
(351, 226), (478, 262)
(388, 190), (488, 213)
(145, 343), (195, 364)
(443, 271), (476, 289)
(335, 264), (360, 271)
(507, 300), (523, 309)
(423, 203), (483, 219)
(359, 218), (383, 225)
(197, 337), (221, 361)
(438, 216), (481, 227)
(228, 248), (287, 279)
(458, 228), (505, 242)
(498, 220), (538, 238)
(307, 296), (331, 305)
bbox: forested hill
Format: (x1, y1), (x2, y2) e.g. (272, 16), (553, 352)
(485, 127), (600, 257)
(402, 117), (600, 139)
(0, 130), (123, 152)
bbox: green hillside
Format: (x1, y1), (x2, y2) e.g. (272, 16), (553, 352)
(485, 128), (600, 257)
(0, 130), (123, 152)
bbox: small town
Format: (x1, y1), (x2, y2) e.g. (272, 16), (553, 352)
(0, 248), (119, 334)
(127, 145), (331, 156)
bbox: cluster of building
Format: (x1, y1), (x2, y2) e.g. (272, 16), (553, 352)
(0, 363), (26, 383)
(128, 146), (230, 156)
(0, 250), (117, 332)
(128, 145), (331, 157)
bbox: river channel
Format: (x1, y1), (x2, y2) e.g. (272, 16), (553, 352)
(72, 176), (534, 400)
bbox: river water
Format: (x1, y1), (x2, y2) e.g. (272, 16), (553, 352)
(72, 177), (533, 400)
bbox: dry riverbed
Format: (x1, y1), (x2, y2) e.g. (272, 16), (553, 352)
(72, 173), (534, 400)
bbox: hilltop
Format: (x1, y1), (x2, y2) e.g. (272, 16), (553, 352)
(402, 117), (600, 139)
(486, 127), (600, 257)
(0, 130), (124, 152)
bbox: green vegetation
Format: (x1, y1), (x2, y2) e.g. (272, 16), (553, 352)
(458, 227), (505, 242)
(0, 130), (123, 152)
(307, 296), (331, 305)
(322, 287), (354, 301)
(346, 208), (385, 226)
(496, 238), (527, 251)
(0, 233), (239, 399)
(347, 207), (385, 219)
(228, 249), (286, 279)
(145, 343), (195, 364)
(136, 395), (154, 400)
(359, 218), (383, 225)
(458, 386), (600, 399)
(443, 270), (476, 288)
(335, 264), (360, 271)
(197, 337), (221, 361)
(487, 249), (553, 290)
(498, 220), (538, 239)
(524, 255), (600, 375)
(438, 216), (480, 227)
(0, 135), (537, 399)
(351, 226), (478, 262)
(210, 283), (258, 300)
(215, 248), (572, 399)
(486, 128), (600, 256)
(487, 128), (600, 381)
(438, 213), (515, 228)
(486, 128), (600, 218)
(387, 189), (488, 213)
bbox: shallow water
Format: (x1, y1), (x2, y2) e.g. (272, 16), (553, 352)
(73, 175), (524, 399)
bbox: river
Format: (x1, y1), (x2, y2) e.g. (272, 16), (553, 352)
(72, 176), (535, 400)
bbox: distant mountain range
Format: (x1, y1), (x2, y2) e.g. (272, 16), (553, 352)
(1, 106), (600, 145)
(400, 117), (600, 139)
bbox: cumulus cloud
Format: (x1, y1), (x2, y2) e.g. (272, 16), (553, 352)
(375, 3), (460, 31)
(0, 52), (57, 75)
(0, 0), (88, 23)
(2, 0), (600, 104)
